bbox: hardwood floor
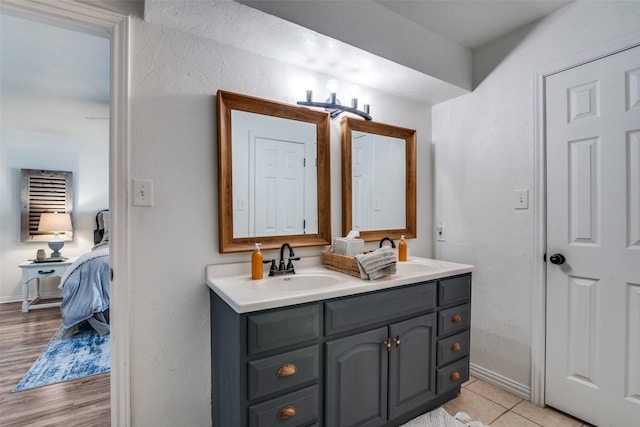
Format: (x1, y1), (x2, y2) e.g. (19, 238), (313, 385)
(0, 301), (110, 427)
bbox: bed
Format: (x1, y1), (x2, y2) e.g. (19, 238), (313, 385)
(58, 210), (110, 336)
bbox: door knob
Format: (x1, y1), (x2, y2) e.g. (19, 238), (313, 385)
(549, 253), (566, 265)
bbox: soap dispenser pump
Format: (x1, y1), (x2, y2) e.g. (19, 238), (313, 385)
(398, 235), (407, 262)
(252, 243), (263, 280)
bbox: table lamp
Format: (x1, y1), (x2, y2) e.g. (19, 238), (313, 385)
(38, 212), (72, 258)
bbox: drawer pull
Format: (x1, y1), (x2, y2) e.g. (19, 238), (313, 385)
(451, 314), (463, 323)
(451, 342), (461, 352)
(276, 405), (296, 420)
(276, 363), (297, 378)
(38, 269), (55, 275)
(450, 371), (461, 382)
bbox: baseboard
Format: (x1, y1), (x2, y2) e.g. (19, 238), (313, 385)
(470, 363), (531, 401)
(0, 291), (63, 304)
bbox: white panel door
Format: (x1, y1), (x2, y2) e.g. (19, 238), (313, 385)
(545, 45), (640, 426)
(253, 137), (305, 236)
(352, 133), (372, 231)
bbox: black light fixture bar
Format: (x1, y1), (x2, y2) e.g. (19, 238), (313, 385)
(297, 90), (372, 120)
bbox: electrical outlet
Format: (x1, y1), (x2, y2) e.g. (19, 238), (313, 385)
(133, 179), (153, 207)
(436, 221), (445, 241)
(514, 189), (529, 209)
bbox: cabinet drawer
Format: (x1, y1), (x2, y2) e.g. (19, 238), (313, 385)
(437, 330), (470, 366)
(436, 358), (469, 394)
(438, 303), (470, 336)
(325, 282), (436, 335)
(248, 385), (319, 427)
(438, 275), (471, 306)
(248, 345), (320, 400)
(247, 304), (321, 355)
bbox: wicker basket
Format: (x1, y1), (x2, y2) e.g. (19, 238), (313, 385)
(321, 250), (361, 278)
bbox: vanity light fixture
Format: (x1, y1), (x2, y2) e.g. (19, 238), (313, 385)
(297, 79), (372, 120)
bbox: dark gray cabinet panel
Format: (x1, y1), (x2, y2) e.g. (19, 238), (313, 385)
(247, 304), (321, 355)
(248, 385), (319, 427)
(326, 327), (388, 427)
(325, 282), (436, 336)
(248, 345), (320, 400)
(388, 313), (437, 419)
(436, 358), (469, 394)
(437, 330), (470, 367)
(437, 303), (470, 336)
(438, 275), (471, 306)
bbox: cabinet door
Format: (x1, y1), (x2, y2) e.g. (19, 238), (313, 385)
(326, 327), (388, 427)
(388, 313), (436, 419)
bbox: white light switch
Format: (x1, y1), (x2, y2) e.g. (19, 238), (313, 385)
(436, 221), (445, 241)
(514, 189), (529, 209)
(133, 179), (153, 207)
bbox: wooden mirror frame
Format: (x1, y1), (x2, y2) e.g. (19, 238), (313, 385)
(341, 117), (416, 242)
(217, 90), (332, 253)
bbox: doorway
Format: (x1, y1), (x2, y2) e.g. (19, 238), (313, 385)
(0, 1), (130, 425)
(532, 32), (640, 426)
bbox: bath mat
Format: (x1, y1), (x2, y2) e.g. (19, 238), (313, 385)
(402, 407), (467, 427)
(13, 323), (110, 392)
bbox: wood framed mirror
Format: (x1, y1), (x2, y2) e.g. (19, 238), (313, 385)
(217, 90), (332, 253)
(341, 117), (416, 242)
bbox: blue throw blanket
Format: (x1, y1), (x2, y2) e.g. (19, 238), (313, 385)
(59, 247), (110, 332)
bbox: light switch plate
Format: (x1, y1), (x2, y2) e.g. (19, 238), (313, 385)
(514, 189), (529, 209)
(133, 179), (153, 207)
(436, 221), (445, 241)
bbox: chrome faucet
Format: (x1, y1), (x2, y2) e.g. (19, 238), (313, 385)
(379, 237), (396, 249)
(268, 242), (300, 276)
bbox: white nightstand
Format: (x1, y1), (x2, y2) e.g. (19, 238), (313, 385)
(18, 258), (76, 313)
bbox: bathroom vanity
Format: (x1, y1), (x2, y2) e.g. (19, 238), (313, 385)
(207, 257), (473, 427)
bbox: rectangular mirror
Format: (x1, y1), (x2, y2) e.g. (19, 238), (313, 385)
(341, 117), (416, 242)
(217, 90), (332, 253)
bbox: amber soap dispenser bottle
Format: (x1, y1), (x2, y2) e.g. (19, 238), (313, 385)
(251, 243), (263, 280)
(398, 235), (407, 262)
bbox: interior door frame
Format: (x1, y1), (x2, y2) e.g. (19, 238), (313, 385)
(0, 1), (132, 425)
(531, 30), (640, 406)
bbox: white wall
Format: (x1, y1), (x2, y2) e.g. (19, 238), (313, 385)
(128, 12), (433, 426)
(433, 1), (640, 390)
(0, 129), (109, 301)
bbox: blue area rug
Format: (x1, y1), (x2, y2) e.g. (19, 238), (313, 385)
(13, 324), (110, 392)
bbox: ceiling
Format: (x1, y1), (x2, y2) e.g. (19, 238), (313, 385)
(374, 0), (572, 50)
(1, 0), (572, 137)
(0, 12), (110, 138)
(238, 1), (572, 50)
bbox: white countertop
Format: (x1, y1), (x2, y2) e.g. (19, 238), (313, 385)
(206, 256), (473, 313)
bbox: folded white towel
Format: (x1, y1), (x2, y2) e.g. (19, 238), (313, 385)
(355, 247), (397, 280)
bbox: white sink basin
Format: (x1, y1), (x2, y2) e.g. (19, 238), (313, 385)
(253, 273), (340, 291)
(396, 260), (438, 276)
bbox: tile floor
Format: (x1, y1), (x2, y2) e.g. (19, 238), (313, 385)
(442, 376), (594, 427)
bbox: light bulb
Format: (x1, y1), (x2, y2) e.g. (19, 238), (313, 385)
(326, 79), (340, 94)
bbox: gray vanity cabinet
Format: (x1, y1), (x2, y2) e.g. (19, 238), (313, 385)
(210, 272), (471, 427)
(325, 314), (437, 426)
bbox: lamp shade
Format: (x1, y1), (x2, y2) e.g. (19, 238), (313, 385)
(38, 212), (73, 233)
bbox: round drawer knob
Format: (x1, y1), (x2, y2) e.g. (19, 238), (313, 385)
(451, 342), (461, 352)
(276, 363), (297, 378)
(450, 371), (461, 382)
(451, 314), (463, 323)
(276, 405), (296, 420)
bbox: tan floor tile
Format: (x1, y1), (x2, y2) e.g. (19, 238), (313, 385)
(443, 388), (508, 425)
(491, 411), (542, 427)
(465, 380), (523, 409)
(512, 401), (582, 427)
(462, 374), (478, 388)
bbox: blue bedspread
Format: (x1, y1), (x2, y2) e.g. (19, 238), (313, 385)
(59, 247), (110, 330)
